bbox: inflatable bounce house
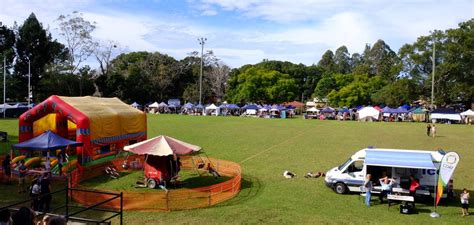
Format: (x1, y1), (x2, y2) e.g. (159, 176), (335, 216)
(18, 95), (147, 165)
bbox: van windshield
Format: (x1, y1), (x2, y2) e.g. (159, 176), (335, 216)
(338, 158), (352, 171)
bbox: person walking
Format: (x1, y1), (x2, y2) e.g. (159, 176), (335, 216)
(431, 124), (437, 138)
(2, 155), (11, 184)
(364, 174), (373, 207)
(461, 188), (470, 216)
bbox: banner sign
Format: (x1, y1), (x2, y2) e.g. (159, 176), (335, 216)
(436, 152), (460, 205)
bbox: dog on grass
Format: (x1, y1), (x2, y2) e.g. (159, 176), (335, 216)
(283, 170), (296, 179)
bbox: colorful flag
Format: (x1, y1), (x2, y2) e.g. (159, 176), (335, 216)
(436, 152), (460, 205)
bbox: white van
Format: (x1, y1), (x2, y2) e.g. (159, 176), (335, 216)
(324, 148), (449, 196)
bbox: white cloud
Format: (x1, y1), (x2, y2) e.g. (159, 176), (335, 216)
(1, 0), (472, 69)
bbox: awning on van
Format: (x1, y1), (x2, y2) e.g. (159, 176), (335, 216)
(365, 150), (436, 169)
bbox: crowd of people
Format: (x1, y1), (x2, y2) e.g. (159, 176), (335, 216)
(362, 173), (470, 216)
(0, 207), (66, 225)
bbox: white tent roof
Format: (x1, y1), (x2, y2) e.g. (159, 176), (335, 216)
(358, 106), (380, 120)
(0, 103), (14, 109)
(149, 102), (159, 108)
(158, 102), (168, 108)
(258, 108), (268, 112)
(460, 109), (474, 116)
(205, 104), (218, 110)
(431, 113), (462, 121)
(306, 101), (316, 107)
(306, 107), (319, 112)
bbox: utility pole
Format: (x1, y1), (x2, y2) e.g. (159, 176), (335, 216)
(431, 36), (436, 109)
(2, 56), (5, 118)
(198, 37), (207, 105)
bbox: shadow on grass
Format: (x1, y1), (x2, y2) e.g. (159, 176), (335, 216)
(211, 174), (263, 208)
(181, 175), (231, 189)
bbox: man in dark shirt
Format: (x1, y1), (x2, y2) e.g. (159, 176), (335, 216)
(2, 155), (11, 184)
(38, 173), (52, 212)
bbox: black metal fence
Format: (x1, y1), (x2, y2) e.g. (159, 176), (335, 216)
(0, 185), (123, 225)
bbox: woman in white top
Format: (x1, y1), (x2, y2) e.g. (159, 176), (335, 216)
(461, 188), (470, 216)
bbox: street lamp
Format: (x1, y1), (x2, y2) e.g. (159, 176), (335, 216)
(198, 37), (207, 105)
(431, 34), (436, 109)
(27, 56), (31, 108)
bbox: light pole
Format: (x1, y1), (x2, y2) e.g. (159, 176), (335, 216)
(198, 37), (207, 105)
(431, 35), (436, 110)
(0, 24), (6, 118)
(27, 57), (31, 108)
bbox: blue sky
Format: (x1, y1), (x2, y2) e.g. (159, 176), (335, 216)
(0, 0), (473, 68)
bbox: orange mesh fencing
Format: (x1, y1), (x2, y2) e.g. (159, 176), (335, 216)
(69, 155), (241, 211)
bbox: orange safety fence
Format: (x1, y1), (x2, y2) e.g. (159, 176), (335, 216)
(69, 155), (241, 211)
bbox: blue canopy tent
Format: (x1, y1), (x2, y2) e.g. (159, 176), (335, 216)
(131, 102), (141, 108)
(13, 130), (82, 151)
(184, 103), (194, 109)
(195, 104), (204, 109)
(365, 150), (436, 169)
(242, 104), (260, 110)
(227, 104), (240, 109)
(339, 107), (350, 113)
(394, 107), (408, 114)
(320, 107), (335, 113)
(381, 106), (396, 113)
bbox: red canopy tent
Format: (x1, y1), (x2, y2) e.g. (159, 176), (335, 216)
(124, 136), (201, 188)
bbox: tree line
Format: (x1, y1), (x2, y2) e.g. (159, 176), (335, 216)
(0, 13), (472, 107)
(227, 19), (473, 107)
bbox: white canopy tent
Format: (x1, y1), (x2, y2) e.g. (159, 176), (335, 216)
(431, 114), (462, 121)
(158, 102), (168, 108)
(306, 107), (319, 113)
(149, 102), (159, 108)
(358, 106), (380, 121)
(205, 104), (219, 116)
(460, 109), (474, 116)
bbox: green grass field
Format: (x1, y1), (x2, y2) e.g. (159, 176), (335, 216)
(1, 115), (473, 224)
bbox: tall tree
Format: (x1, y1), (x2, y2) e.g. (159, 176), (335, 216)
(317, 50), (336, 73)
(333, 46), (351, 74)
(0, 23), (16, 100)
(365, 39), (400, 82)
(14, 13), (66, 102)
(57, 11), (96, 74)
(226, 67), (297, 103)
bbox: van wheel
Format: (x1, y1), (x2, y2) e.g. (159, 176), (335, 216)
(334, 183), (347, 194)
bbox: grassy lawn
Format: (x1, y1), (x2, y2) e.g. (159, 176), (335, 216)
(1, 114), (474, 224)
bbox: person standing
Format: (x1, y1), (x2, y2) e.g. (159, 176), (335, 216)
(461, 188), (470, 216)
(426, 124), (431, 136)
(364, 174), (373, 207)
(431, 124), (437, 138)
(409, 175), (420, 207)
(44, 156), (51, 173)
(30, 179), (41, 211)
(2, 155), (11, 184)
(57, 154), (63, 176)
(18, 160), (28, 193)
(38, 173), (52, 213)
